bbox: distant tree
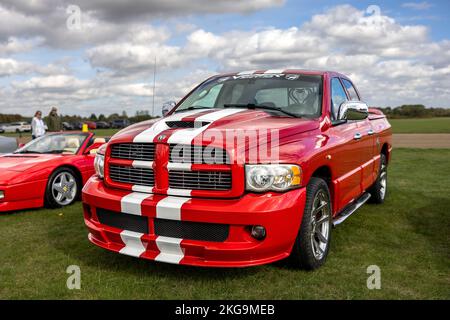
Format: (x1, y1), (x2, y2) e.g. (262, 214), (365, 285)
(121, 111), (128, 119)
(89, 113), (98, 121)
(98, 114), (106, 121)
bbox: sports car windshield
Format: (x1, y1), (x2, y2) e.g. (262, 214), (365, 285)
(15, 133), (88, 155)
(174, 74), (323, 118)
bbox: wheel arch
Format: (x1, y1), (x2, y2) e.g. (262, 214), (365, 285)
(381, 143), (390, 164)
(309, 165), (333, 198)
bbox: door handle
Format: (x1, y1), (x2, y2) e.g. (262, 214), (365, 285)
(368, 129), (375, 136)
(354, 133), (362, 140)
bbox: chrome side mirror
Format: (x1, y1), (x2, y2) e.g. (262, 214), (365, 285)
(338, 101), (369, 121)
(162, 101), (177, 117)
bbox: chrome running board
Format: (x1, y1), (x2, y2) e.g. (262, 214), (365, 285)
(332, 193), (371, 227)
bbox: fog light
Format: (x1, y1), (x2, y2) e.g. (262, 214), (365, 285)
(251, 226), (266, 240)
(0, 191), (4, 200)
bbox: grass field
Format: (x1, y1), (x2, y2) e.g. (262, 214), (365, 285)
(0, 148), (449, 299)
(389, 117), (450, 133)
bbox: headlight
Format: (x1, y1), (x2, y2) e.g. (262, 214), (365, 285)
(94, 153), (105, 179)
(0, 191), (4, 200)
(245, 164), (301, 192)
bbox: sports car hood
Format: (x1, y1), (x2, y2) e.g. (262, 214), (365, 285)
(111, 108), (320, 145)
(0, 154), (58, 172)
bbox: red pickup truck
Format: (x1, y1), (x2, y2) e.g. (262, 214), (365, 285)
(82, 70), (392, 269)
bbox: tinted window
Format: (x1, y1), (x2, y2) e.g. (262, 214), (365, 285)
(341, 79), (359, 101)
(331, 78), (348, 120)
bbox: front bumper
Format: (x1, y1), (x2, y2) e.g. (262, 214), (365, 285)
(82, 177), (306, 267)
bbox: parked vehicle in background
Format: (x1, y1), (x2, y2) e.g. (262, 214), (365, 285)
(96, 121), (110, 129)
(82, 70), (392, 270)
(110, 119), (130, 128)
(0, 136), (18, 154)
(0, 132), (106, 212)
(84, 121), (97, 130)
(63, 122), (74, 131)
(72, 122), (83, 130)
(3, 122), (31, 133)
(0, 124), (6, 133)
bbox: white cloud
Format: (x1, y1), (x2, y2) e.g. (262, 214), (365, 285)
(402, 2), (433, 10)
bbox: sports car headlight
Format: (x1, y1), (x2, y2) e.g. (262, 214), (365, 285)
(245, 165), (301, 192)
(94, 153), (105, 179)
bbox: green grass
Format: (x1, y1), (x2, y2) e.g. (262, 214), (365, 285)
(389, 117), (450, 134)
(0, 148), (449, 299)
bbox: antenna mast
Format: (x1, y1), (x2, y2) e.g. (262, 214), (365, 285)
(152, 56), (156, 117)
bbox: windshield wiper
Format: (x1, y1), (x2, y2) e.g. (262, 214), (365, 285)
(174, 106), (212, 113)
(223, 103), (300, 118)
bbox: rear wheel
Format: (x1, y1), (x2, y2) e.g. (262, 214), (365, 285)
(368, 153), (387, 204)
(45, 168), (79, 208)
(289, 177), (332, 270)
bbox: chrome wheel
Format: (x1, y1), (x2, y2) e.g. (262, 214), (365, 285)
(51, 172), (77, 206)
(379, 162), (387, 200)
(310, 190), (331, 260)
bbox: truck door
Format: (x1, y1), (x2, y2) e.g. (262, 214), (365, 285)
(341, 78), (376, 192)
(329, 78), (366, 211)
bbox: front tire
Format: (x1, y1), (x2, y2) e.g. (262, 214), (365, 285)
(368, 153), (387, 204)
(289, 177), (332, 270)
(45, 168), (79, 208)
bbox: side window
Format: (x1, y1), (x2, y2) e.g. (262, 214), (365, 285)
(341, 79), (360, 101)
(331, 78), (348, 120)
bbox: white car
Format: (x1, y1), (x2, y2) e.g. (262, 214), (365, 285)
(3, 122), (31, 133)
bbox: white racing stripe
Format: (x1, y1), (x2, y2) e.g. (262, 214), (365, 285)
(156, 196), (190, 220)
(132, 185), (154, 193)
(237, 70), (258, 75)
(133, 109), (208, 143)
(154, 196), (190, 264)
(264, 69), (285, 74)
(120, 192), (150, 215)
(167, 188), (192, 197)
(167, 162), (192, 171)
(119, 230), (146, 257)
(132, 160), (153, 169)
(155, 236), (184, 264)
(167, 108), (244, 145)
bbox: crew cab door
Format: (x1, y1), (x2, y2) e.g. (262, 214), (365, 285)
(328, 78), (367, 212)
(341, 79), (376, 191)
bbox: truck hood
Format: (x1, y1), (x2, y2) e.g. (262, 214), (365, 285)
(112, 108), (320, 144)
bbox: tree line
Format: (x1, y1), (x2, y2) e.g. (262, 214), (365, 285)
(1, 105), (450, 123)
(0, 110), (159, 124)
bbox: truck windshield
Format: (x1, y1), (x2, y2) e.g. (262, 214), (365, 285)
(175, 74), (323, 118)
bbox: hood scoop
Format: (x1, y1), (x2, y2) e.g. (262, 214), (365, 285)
(166, 121), (210, 129)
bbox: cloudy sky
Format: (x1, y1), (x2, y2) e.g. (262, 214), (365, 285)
(1, 0), (449, 117)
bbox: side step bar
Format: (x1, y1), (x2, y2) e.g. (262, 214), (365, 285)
(332, 193), (371, 227)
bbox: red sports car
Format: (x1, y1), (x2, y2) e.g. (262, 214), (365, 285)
(0, 132), (105, 212)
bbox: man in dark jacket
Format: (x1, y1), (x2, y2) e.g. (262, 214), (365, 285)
(47, 107), (62, 132)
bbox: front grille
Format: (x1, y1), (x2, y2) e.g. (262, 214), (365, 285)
(169, 170), (231, 190)
(109, 165), (154, 186)
(110, 143), (155, 161)
(97, 208), (149, 233)
(166, 121), (209, 129)
(154, 218), (229, 242)
(169, 144), (229, 164)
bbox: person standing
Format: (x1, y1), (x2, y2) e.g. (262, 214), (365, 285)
(46, 106), (62, 132)
(31, 110), (46, 139)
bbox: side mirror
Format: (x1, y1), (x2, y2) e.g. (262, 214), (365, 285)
(162, 101), (177, 117)
(338, 101), (369, 121)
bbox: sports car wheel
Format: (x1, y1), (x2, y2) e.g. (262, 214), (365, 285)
(289, 177), (332, 270)
(45, 168), (79, 208)
(369, 153), (387, 204)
